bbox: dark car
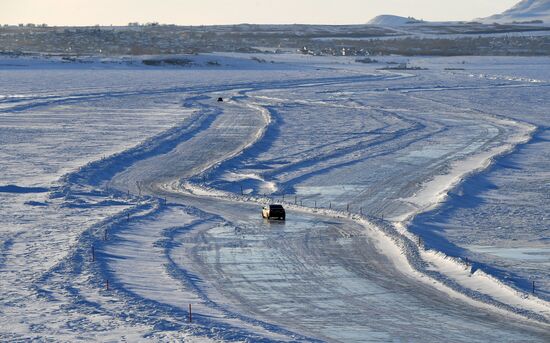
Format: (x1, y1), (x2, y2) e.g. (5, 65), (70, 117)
(262, 204), (286, 220)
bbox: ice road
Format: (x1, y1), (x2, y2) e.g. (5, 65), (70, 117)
(0, 54), (549, 342)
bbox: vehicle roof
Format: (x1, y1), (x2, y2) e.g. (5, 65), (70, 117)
(269, 204), (284, 209)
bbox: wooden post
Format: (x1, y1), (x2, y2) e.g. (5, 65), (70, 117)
(188, 304), (192, 323)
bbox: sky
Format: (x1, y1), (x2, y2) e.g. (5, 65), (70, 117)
(1, 0), (520, 26)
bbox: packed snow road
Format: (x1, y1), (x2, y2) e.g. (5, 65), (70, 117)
(130, 191), (549, 342)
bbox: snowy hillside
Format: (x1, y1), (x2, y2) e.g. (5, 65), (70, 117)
(368, 14), (423, 26)
(482, 0), (550, 23)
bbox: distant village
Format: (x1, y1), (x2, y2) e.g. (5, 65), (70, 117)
(1, 22), (550, 57)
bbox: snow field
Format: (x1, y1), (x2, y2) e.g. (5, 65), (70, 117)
(1, 54), (549, 341)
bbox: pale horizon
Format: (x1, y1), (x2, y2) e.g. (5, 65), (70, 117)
(2, 0), (519, 26)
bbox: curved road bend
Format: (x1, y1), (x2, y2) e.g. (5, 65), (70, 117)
(106, 86), (550, 342)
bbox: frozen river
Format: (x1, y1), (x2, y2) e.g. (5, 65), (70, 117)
(0, 54), (548, 341)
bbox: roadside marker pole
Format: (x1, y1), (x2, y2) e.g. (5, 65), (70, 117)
(136, 181), (142, 197)
(360, 207), (363, 215)
(294, 196), (297, 205)
(92, 246), (95, 262)
(533, 281), (536, 294)
(127, 213), (130, 222)
(347, 204), (350, 212)
(106, 280), (109, 291)
(189, 304), (192, 323)
(240, 185), (243, 195)
(282, 194), (285, 202)
(314, 201), (317, 209)
(104, 230), (107, 241)
(329, 202), (332, 209)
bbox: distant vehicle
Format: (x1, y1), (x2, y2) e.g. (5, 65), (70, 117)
(262, 204), (286, 220)
(217, 97), (224, 102)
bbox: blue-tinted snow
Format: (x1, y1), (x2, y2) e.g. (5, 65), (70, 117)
(0, 54), (549, 342)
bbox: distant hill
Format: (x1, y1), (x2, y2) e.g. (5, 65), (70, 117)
(368, 15), (424, 26)
(481, 0), (550, 24)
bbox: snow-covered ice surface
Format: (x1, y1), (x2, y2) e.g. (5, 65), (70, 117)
(0, 54), (549, 341)
(409, 56), (550, 301)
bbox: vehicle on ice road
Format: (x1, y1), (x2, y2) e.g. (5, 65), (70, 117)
(262, 204), (286, 220)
